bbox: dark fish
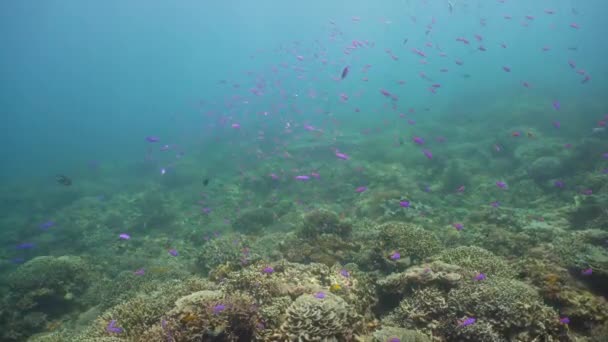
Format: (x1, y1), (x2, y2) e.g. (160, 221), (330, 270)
(56, 174), (72, 186)
(340, 66), (350, 80)
(403, 38), (408, 45)
(203, 178), (209, 186)
(567, 47), (578, 51)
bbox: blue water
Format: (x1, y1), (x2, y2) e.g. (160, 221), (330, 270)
(1, 0), (607, 340)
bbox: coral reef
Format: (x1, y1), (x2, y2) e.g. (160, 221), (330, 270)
(276, 293), (361, 341)
(436, 246), (516, 278)
(232, 207), (275, 234)
(377, 221), (442, 265)
(298, 208), (352, 239)
(370, 326), (432, 342)
(377, 261), (462, 295)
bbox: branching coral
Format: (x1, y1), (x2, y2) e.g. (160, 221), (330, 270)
(377, 221), (441, 264)
(436, 246), (516, 279)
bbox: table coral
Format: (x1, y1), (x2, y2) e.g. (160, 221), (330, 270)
(436, 246), (516, 278)
(377, 221), (442, 264)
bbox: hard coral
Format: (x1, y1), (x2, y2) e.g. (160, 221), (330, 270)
(370, 326), (432, 342)
(436, 246), (516, 278)
(298, 208), (352, 239)
(447, 278), (565, 340)
(232, 207), (275, 234)
(384, 287), (449, 331)
(377, 221), (441, 264)
(8, 255), (92, 312)
(378, 261), (462, 295)
(278, 293), (360, 341)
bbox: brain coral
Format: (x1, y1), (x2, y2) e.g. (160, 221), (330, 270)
(279, 293), (360, 341)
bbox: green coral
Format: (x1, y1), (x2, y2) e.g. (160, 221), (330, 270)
(377, 221), (442, 264)
(279, 293), (360, 341)
(150, 290), (260, 341)
(436, 246), (516, 278)
(195, 234), (255, 275)
(298, 208), (352, 239)
(76, 277), (214, 340)
(7, 255), (93, 312)
(447, 278), (563, 340)
(371, 326), (432, 342)
(232, 207), (275, 234)
(384, 287), (449, 330)
(552, 230), (608, 276)
(442, 320), (504, 342)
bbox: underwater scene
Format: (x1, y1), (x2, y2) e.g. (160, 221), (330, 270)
(1, 0), (608, 341)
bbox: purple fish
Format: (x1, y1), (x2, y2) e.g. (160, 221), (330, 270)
(213, 304), (226, 314)
(314, 291), (326, 299)
(16, 242), (35, 250)
(559, 317), (570, 324)
(422, 149), (433, 159)
(146, 136), (160, 143)
(490, 201), (500, 208)
(581, 267), (592, 276)
(295, 175), (310, 181)
(459, 317), (476, 327)
(453, 223), (464, 231)
(413, 136), (425, 145)
(39, 221), (55, 230)
(552, 121), (561, 129)
(335, 152), (350, 160)
(552, 100), (560, 110)
(134, 268), (145, 276)
(474, 273), (486, 281)
(340, 269), (350, 277)
(390, 251), (401, 260)
(554, 180), (564, 188)
(119, 233), (131, 240)
(106, 320), (123, 334)
(262, 266), (274, 274)
(496, 181), (508, 189)
(399, 200), (410, 208)
(355, 186), (368, 193)
(168, 249), (178, 257)
(388, 338), (401, 342)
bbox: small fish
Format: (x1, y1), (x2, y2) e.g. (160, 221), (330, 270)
(581, 268), (592, 276)
(340, 66), (350, 80)
(502, 66), (511, 72)
(134, 268), (145, 276)
(203, 178), (209, 186)
(459, 317), (476, 327)
(213, 304), (226, 314)
(231, 123), (240, 129)
(554, 180), (565, 188)
(552, 101), (560, 110)
(56, 174), (72, 186)
(412, 136), (425, 145)
(390, 251), (401, 260)
(340, 269), (350, 277)
(559, 317), (570, 325)
(16, 242), (35, 250)
(335, 152), (350, 160)
(295, 175), (310, 181)
(490, 201), (500, 208)
(145, 136), (160, 143)
(422, 149), (433, 159)
(399, 200), (410, 208)
(106, 320), (123, 334)
(262, 266), (274, 274)
(314, 291), (326, 299)
(168, 249), (178, 257)
(453, 223), (464, 231)
(39, 221), (55, 230)
(496, 181), (508, 189)
(355, 186), (368, 193)
(403, 38), (408, 45)
(119, 233), (131, 240)
(474, 273), (486, 281)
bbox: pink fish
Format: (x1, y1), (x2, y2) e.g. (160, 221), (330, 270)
(355, 186), (368, 193)
(422, 149), (433, 159)
(379, 89), (392, 97)
(570, 23), (580, 29)
(335, 152), (350, 160)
